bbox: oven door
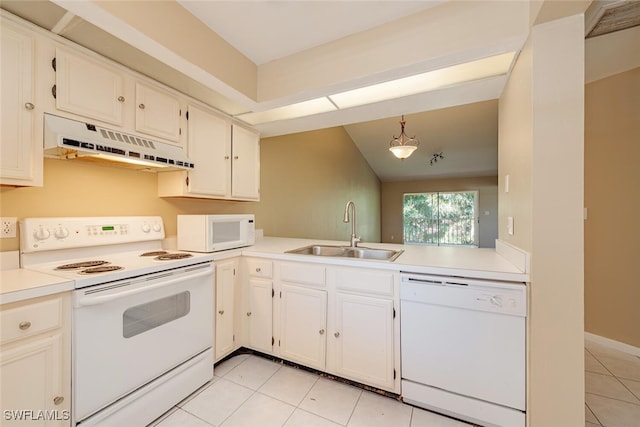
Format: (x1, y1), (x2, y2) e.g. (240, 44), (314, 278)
(72, 262), (213, 423)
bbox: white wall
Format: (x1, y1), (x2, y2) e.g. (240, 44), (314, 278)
(499, 14), (585, 426)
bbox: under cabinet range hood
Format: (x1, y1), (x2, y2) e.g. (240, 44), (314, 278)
(43, 113), (194, 171)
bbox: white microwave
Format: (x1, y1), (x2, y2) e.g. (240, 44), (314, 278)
(177, 214), (255, 252)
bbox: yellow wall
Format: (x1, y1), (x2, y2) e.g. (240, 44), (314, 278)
(258, 127), (381, 243)
(584, 67), (640, 348)
(380, 176), (498, 247)
(0, 127), (380, 252)
(499, 14), (585, 426)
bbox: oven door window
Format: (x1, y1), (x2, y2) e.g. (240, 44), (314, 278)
(123, 291), (190, 338)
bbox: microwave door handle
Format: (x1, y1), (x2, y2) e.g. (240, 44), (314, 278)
(75, 269), (212, 307)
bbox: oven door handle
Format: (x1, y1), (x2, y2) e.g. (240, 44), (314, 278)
(75, 268), (212, 307)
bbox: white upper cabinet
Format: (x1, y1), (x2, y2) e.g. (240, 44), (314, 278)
(187, 104), (230, 197)
(54, 48), (126, 126)
(0, 21), (42, 186)
(134, 82), (182, 143)
(157, 104), (260, 201)
(231, 125), (260, 200)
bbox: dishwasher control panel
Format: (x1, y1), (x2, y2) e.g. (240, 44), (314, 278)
(400, 273), (527, 317)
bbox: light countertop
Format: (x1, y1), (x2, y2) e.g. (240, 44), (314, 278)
(1, 236), (528, 305)
(0, 269), (74, 305)
(242, 237), (529, 282)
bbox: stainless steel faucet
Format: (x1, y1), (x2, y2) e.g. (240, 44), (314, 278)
(343, 200), (361, 247)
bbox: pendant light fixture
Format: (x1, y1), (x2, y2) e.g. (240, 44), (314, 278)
(389, 115), (419, 159)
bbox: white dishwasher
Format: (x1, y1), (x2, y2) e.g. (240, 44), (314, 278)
(400, 273), (527, 427)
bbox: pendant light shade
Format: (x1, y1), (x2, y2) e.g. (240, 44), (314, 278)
(389, 115), (419, 159)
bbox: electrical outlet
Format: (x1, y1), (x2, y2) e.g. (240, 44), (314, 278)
(1, 217), (17, 238)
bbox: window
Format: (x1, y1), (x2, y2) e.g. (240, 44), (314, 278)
(403, 191), (478, 246)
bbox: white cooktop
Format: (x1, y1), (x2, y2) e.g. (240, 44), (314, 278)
(19, 216), (214, 288)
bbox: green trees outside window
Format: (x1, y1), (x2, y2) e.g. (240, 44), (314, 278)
(403, 191), (478, 246)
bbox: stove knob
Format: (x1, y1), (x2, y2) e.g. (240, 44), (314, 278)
(152, 223), (162, 232)
(141, 223), (151, 233)
(54, 226), (69, 240)
(33, 226), (50, 241)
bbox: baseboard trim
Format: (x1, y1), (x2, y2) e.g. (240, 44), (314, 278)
(585, 332), (640, 357)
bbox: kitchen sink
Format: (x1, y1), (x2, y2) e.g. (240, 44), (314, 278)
(286, 244), (403, 262)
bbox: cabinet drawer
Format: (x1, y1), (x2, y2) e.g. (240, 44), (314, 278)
(332, 268), (396, 297)
(247, 259), (273, 278)
(280, 262), (326, 287)
(1, 297), (62, 345)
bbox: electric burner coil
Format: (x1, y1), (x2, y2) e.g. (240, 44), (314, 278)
(56, 260), (110, 270)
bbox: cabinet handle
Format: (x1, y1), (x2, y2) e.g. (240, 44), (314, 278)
(319, 329), (325, 335)
(218, 309), (224, 315)
(334, 332), (340, 338)
(19, 321), (31, 330)
(255, 267), (261, 273)
(138, 103), (145, 110)
(246, 311), (252, 317)
(234, 156), (239, 160)
(224, 156), (230, 160)
(118, 96), (125, 102)
(24, 102), (35, 110)
(53, 396), (64, 405)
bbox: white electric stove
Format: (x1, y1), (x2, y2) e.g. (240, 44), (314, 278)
(20, 216), (215, 427)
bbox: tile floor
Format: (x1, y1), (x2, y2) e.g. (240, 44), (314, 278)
(149, 341), (640, 427)
(150, 353), (473, 427)
(584, 341), (640, 427)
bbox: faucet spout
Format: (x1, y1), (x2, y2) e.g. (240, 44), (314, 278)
(343, 201), (361, 247)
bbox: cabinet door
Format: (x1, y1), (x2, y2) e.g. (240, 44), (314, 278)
(55, 48), (125, 126)
(332, 293), (395, 390)
(247, 278), (273, 354)
(1, 334), (67, 426)
(135, 82), (182, 142)
(231, 125), (260, 200)
(0, 24), (41, 186)
(279, 284), (327, 370)
(186, 105), (231, 197)
(215, 259), (237, 362)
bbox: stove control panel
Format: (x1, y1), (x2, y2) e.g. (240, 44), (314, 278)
(20, 216), (165, 252)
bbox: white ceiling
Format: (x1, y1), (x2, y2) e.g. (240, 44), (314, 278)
(177, 1), (444, 65)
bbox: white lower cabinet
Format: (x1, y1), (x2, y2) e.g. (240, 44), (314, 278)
(330, 292), (395, 390)
(215, 258), (238, 362)
(236, 257), (400, 393)
(326, 267), (399, 392)
(279, 284), (326, 370)
(245, 259), (274, 354)
(0, 293), (71, 426)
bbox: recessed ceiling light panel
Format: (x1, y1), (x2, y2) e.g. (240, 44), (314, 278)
(329, 51), (517, 109)
(236, 97), (337, 125)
